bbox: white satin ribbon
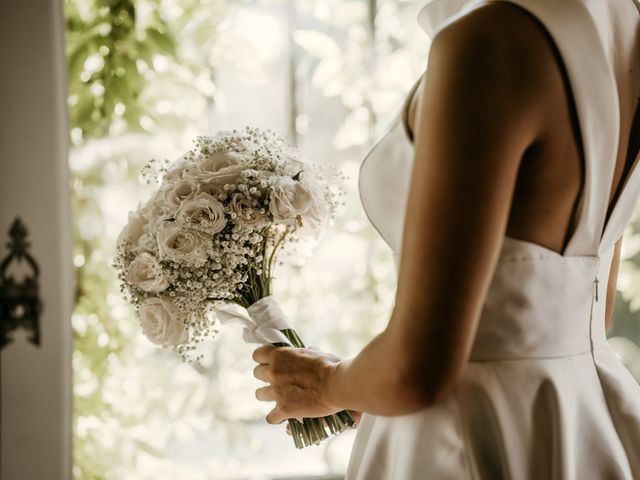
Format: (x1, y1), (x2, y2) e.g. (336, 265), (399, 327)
(214, 295), (293, 346)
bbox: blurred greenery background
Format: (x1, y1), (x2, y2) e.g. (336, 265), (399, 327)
(65, 0), (640, 478)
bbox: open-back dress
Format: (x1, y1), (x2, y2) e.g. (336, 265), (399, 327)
(348, 0), (640, 478)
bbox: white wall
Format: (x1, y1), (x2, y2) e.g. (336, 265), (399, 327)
(0, 0), (73, 478)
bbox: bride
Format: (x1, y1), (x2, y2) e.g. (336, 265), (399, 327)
(252, 0), (640, 477)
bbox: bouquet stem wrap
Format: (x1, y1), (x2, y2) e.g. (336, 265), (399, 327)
(215, 295), (356, 449)
(216, 296), (293, 346)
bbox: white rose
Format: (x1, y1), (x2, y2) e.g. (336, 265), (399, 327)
(143, 195), (172, 224)
(163, 158), (190, 183)
(268, 176), (313, 225)
(162, 178), (198, 212)
(127, 252), (170, 292)
(117, 210), (147, 249)
(139, 297), (189, 347)
(192, 151), (248, 187)
(136, 232), (159, 255)
(197, 180), (223, 197)
(231, 192), (267, 227)
(297, 171), (327, 229)
(157, 224), (210, 265)
(281, 150), (308, 177)
(175, 193), (227, 234)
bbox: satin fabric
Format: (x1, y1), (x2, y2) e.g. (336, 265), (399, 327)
(347, 0), (640, 478)
(215, 296), (294, 345)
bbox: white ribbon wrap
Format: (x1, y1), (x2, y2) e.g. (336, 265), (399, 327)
(214, 295), (293, 346)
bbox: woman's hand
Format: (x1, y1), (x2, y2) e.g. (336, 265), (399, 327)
(252, 344), (357, 425)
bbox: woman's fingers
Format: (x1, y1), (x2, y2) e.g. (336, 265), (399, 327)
(253, 364), (271, 382)
(255, 386), (275, 402)
(350, 410), (363, 426)
(252, 345), (276, 364)
(266, 407), (286, 425)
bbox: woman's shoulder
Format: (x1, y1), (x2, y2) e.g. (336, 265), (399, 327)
(430, 1), (554, 56)
(426, 1), (560, 108)
(420, 0), (596, 58)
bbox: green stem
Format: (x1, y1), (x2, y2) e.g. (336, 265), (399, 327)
(214, 228), (356, 448)
(265, 227), (289, 287)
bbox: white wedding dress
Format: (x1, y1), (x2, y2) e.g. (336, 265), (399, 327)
(348, 0), (640, 478)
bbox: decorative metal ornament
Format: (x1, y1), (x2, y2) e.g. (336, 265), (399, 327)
(0, 218), (42, 349)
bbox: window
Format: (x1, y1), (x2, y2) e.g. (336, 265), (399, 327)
(67, 1), (640, 478)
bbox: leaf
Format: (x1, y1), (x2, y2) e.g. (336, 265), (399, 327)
(73, 95), (96, 130)
(107, 74), (135, 105)
(145, 28), (177, 58)
(68, 43), (90, 82)
(66, 18), (105, 51)
(133, 41), (154, 66)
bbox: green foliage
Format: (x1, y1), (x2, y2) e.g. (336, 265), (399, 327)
(66, 1), (233, 477)
(66, 0), (171, 139)
(610, 214), (640, 348)
(65, 0), (233, 143)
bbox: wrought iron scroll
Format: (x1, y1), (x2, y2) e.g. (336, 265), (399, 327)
(0, 218), (42, 349)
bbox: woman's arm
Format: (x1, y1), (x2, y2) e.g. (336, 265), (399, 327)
(253, 3), (559, 423)
(605, 238), (623, 332)
(327, 4), (557, 416)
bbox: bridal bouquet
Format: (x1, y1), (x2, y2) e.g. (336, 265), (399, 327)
(114, 127), (355, 448)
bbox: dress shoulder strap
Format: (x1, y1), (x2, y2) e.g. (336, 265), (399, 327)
(599, 0), (640, 252)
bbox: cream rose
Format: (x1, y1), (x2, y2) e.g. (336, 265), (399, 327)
(231, 192), (267, 227)
(196, 180), (223, 197)
(127, 252), (170, 293)
(281, 151), (308, 177)
(301, 202), (326, 229)
(163, 158), (189, 183)
(136, 232), (158, 255)
(297, 171), (327, 229)
(162, 178), (198, 212)
(268, 176), (313, 225)
(117, 210), (147, 248)
(175, 193), (227, 234)
(139, 297), (189, 347)
(157, 225), (210, 265)
(190, 151), (248, 188)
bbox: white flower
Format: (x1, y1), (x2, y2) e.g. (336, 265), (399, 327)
(157, 225), (210, 266)
(196, 180), (222, 197)
(162, 178), (198, 211)
(136, 232), (159, 255)
(268, 176), (313, 225)
(281, 150), (308, 176)
(163, 158), (189, 183)
(139, 297), (189, 347)
(212, 129), (234, 140)
(117, 210), (147, 248)
(175, 193), (227, 234)
(127, 252), (170, 292)
(297, 171), (327, 229)
(231, 192), (267, 227)
(189, 151), (248, 187)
